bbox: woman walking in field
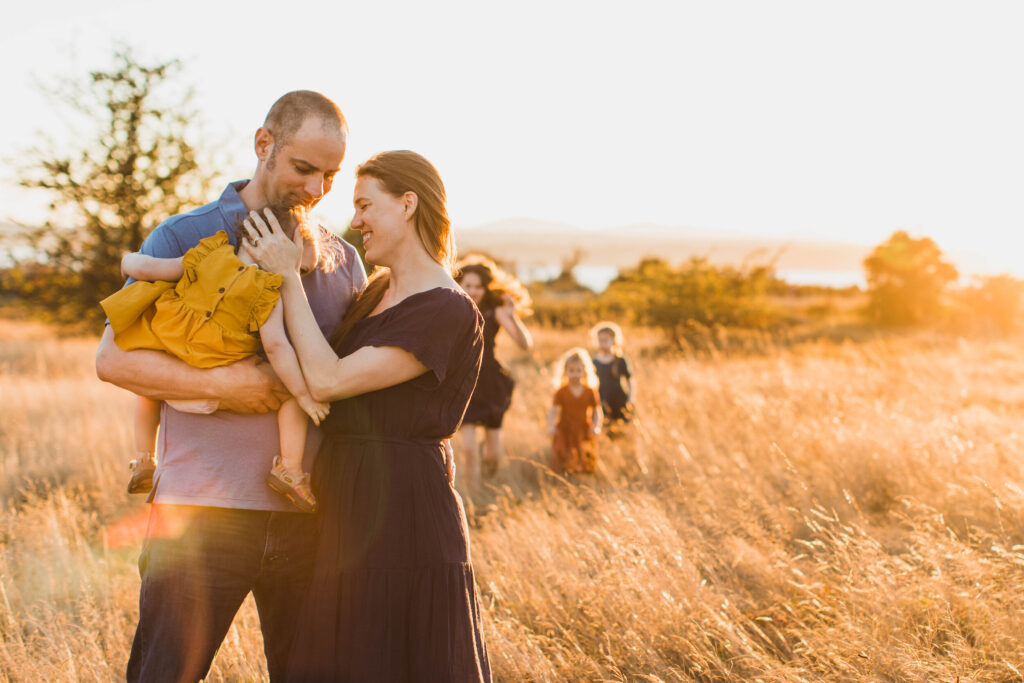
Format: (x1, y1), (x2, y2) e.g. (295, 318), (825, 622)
(455, 255), (533, 485)
(548, 347), (603, 474)
(244, 150), (490, 681)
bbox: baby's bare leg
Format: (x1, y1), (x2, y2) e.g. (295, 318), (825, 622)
(257, 363), (307, 473)
(135, 396), (162, 457)
(277, 398), (308, 474)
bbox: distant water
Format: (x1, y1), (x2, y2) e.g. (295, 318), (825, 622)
(517, 264), (619, 292)
(518, 264), (864, 293)
(775, 269), (865, 289)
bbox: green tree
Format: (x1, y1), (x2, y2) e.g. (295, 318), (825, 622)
(4, 49), (217, 329)
(601, 256), (778, 347)
(863, 231), (958, 326)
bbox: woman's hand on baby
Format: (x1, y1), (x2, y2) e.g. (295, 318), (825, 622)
(297, 394), (330, 426)
(242, 208), (304, 275)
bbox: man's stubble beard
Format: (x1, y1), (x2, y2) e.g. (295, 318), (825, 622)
(265, 151), (319, 222)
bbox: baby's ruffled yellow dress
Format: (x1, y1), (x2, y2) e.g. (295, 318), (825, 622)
(101, 231), (283, 367)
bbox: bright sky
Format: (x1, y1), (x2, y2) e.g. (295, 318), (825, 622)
(2, 0), (1022, 276)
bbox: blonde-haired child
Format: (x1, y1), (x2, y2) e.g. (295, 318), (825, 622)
(100, 208), (328, 512)
(547, 347), (603, 474)
(589, 321), (636, 427)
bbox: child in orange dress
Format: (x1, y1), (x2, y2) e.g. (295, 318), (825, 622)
(547, 347), (604, 474)
(100, 209), (327, 512)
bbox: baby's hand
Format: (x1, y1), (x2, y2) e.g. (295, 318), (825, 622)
(298, 395), (330, 426)
(121, 252), (143, 280)
(592, 426), (602, 436)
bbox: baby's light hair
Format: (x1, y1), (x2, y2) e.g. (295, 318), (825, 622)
(589, 320), (625, 355)
(233, 206), (344, 274)
(552, 347), (599, 390)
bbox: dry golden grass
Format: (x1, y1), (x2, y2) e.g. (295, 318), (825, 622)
(2, 319), (1024, 681)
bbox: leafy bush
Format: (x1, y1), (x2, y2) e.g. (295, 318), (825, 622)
(952, 274), (1024, 334)
(863, 231), (958, 326)
(596, 257), (779, 347)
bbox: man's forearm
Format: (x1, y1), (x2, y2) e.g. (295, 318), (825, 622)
(96, 326), (220, 401)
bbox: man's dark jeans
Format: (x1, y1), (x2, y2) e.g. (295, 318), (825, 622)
(126, 504), (317, 682)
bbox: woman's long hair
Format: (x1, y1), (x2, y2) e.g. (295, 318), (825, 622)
(330, 151), (452, 350)
(455, 254), (533, 317)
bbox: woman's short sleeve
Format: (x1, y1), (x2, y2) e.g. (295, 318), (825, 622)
(248, 273), (284, 332)
(181, 230), (230, 282)
(369, 289), (483, 385)
(619, 356), (633, 379)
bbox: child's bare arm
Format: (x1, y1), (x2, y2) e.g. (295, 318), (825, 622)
(122, 253), (185, 282)
(494, 296), (534, 352)
(259, 300), (329, 425)
(592, 401), (604, 435)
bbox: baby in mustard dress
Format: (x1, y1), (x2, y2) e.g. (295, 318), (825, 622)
(100, 217), (325, 512)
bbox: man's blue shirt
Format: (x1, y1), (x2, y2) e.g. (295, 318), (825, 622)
(130, 181), (367, 510)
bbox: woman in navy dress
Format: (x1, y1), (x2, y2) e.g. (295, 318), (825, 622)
(455, 255), (533, 487)
(245, 150), (490, 682)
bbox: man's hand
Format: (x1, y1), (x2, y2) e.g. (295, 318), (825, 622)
(212, 357), (290, 414)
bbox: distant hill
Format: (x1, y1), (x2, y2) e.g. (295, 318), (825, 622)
(455, 218), (870, 272)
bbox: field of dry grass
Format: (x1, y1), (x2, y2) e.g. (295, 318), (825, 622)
(2, 318), (1024, 681)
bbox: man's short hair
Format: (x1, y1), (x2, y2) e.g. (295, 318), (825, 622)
(263, 91), (347, 147)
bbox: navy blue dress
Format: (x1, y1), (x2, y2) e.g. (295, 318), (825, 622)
(592, 354), (633, 423)
(462, 306), (515, 429)
(286, 288), (490, 682)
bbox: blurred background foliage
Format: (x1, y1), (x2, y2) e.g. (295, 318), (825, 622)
(1, 49), (218, 330)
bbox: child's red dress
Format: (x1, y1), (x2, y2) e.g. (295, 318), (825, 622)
(551, 385), (599, 473)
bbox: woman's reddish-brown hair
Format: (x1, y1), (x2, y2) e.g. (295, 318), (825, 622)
(330, 150), (453, 350)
